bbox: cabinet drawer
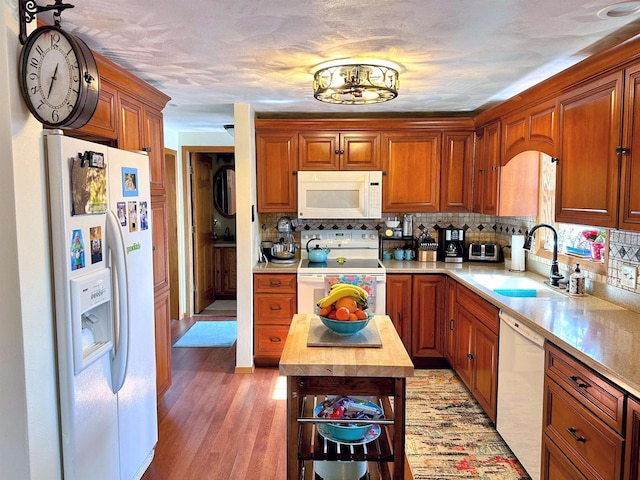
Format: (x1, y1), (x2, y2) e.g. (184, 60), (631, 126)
(544, 377), (624, 480)
(254, 274), (297, 294)
(542, 433), (588, 480)
(456, 284), (499, 333)
(254, 325), (290, 356)
(254, 294), (297, 324)
(546, 343), (625, 433)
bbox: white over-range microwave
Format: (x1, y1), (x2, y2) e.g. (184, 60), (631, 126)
(297, 170), (382, 219)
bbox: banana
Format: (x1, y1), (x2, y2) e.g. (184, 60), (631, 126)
(317, 284), (369, 308)
(329, 283), (369, 298)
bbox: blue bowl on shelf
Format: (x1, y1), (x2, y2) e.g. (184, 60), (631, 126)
(315, 307), (373, 336)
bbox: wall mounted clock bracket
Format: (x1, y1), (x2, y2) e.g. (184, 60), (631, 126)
(19, 0), (75, 45)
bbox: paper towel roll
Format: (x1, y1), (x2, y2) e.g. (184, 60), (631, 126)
(510, 234), (526, 271)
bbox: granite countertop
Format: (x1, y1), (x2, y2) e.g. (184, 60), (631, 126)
(382, 260), (640, 399)
(253, 260), (299, 272)
(251, 258), (640, 397)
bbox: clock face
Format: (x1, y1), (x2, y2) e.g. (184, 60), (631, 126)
(19, 27), (99, 129)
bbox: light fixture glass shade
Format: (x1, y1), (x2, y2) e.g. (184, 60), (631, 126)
(313, 64), (399, 105)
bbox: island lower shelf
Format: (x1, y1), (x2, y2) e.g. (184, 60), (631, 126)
(289, 376), (404, 480)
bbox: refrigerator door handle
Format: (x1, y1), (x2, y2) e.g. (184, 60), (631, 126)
(106, 209), (130, 393)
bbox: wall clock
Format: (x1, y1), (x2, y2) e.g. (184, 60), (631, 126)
(19, 25), (100, 129)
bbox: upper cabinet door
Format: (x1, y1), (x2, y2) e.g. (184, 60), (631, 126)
(298, 132), (340, 170)
(340, 132), (381, 170)
(481, 121), (501, 216)
(620, 63), (640, 231)
(382, 132), (441, 213)
(256, 131), (298, 212)
(556, 72), (623, 227)
(298, 131), (380, 170)
(441, 131), (473, 212)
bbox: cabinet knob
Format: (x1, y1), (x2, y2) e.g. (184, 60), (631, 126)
(449, 319), (454, 331)
(269, 280), (282, 287)
(396, 312), (401, 324)
(569, 375), (589, 389)
(142, 147), (151, 152)
(550, 157), (560, 163)
(467, 353), (474, 360)
(269, 336), (282, 343)
(269, 304), (282, 311)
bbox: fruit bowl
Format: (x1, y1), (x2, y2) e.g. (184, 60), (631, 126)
(315, 307), (373, 336)
(384, 219), (400, 228)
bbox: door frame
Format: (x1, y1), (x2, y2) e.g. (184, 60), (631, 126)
(181, 145), (235, 317)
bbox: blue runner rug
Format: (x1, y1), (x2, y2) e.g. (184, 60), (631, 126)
(174, 321), (237, 347)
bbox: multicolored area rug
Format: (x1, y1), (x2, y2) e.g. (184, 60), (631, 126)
(405, 369), (531, 479)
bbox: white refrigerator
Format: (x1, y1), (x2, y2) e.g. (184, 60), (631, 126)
(44, 131), (157, 479)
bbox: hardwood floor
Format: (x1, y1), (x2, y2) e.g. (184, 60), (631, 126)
(142, 317), (287, 479)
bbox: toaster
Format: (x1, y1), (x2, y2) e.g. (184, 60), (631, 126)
(468, 243), (500, 262)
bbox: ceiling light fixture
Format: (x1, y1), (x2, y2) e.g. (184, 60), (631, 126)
(313, 63), (399, 105)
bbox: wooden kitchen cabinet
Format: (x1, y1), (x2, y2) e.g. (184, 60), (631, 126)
(256, 131), (298, 212)
(214, 246), (236, 299)
(625, 396), (640, 480)
(542, 343), (626, 480)
(472, 121), (500, 215)
(620, 64), (640, 231)
(382, 131), (442, 212)
(385, 274), (412, 352)
(412, 275), (445, 359)
(444, 277), (457, 366)
(253, 273), (297, 366)
(556, 71), (623, 228)
(154, 288), (172, 398)
(502, 98), (558, 160)
(298, 131), (381, 170)
(441, 131), (474, 212)
(451, 283), (499, 422)
(385, 274), (445, 366)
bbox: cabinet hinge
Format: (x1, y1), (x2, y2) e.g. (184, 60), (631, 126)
(616, 146), (630, 155)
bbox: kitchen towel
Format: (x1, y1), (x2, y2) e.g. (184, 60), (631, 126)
(510, 235), (526, 272)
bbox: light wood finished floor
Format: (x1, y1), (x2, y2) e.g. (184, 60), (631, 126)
(142, 317), (287, 479)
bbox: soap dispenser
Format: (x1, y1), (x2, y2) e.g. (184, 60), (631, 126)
(568, 263), (586, 296)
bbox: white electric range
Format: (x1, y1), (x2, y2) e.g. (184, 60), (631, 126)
(296, 229), (386, 314)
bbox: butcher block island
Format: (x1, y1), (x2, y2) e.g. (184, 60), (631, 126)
(280, 313), (414, 480)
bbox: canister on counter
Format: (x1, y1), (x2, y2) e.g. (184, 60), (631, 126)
(568, 263), (586, 295)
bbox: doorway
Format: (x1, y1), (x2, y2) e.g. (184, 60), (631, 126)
(181, 146), (236, 317)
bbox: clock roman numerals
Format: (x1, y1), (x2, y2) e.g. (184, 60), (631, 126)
(20, 26), (100, 129)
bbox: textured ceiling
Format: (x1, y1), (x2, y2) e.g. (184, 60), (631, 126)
(27, 0), (640, 132)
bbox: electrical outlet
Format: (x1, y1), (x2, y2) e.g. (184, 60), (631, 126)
(621, 264), (638, 289)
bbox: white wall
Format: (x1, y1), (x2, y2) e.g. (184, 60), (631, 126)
(1, 2), (62, 477)
(233, 104), (257, 369)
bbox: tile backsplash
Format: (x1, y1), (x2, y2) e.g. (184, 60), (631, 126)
(259, 212), (640, 300)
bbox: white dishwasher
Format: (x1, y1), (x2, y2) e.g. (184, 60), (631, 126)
(496, 311), (545, 480)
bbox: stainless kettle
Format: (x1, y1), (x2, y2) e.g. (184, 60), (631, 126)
(306, 238), (331, 263)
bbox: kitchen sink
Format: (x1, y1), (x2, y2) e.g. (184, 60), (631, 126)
(471, 274), (566, 298)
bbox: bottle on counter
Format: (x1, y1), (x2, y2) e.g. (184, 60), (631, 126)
(402, 214), (413, 237)
(568, 263), (586, 295)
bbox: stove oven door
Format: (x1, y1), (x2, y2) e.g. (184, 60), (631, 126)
(296, 273), (386, 314)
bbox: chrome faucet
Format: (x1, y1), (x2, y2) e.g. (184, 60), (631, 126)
(523, 223), (565, 287)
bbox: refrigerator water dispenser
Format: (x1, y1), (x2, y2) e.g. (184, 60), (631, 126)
(70, 269), (113, 374)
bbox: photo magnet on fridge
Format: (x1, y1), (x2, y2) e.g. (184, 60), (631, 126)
(128, 201), (138, 232)
(140, 201), (148, 231)
(117, 201), (127, 226)
(71, 157), (107, 215)
(70, 229), (85, 271)
(90, 226), (103, 264)
(122, 167), (139, 197)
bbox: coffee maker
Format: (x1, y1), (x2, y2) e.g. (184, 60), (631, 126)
(437, 228), (465, 263)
